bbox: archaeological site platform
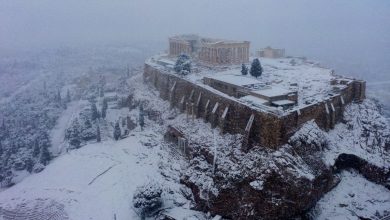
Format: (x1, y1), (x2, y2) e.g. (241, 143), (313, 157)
(144, 35), (366, 150)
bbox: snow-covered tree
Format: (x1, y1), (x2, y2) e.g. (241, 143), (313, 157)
(39, 132), (51, 165)
(101, 99), (108, 119)
(25, 158), (34, 173)
(139, 105), (145, 131)
(66, 118), (81, 148)
(174, 54), (191, 75)
(113, 121), (121, 141)
(250, 58), (263, 78)
(57, 89), (62, 103)
(99, 88), (104, 98)
(96, 125), (101, 142)
(241, 64), (248, 75)
(66, 89), (71, 103)
(132, 181), (163, 219)
(33, 139), (40, 157)
(40, 145), (51, 166)
(91, 102), (99, 121)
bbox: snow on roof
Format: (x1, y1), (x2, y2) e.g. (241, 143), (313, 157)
(251, 86), (292, 98)
(240, 95), (269, 105)
(206, 74), (263, 87)
(157, 58), (176, 65)
(272, 100), (295, 106)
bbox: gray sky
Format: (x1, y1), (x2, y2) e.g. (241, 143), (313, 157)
(1, 0), (390, 79)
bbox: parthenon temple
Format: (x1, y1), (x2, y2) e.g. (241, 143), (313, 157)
(169, 34), (250, 65)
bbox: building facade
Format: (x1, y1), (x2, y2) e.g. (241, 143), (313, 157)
(169, 34), (250, 65)
(257, 46), (285, 58)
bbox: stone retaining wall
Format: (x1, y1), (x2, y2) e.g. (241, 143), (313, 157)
(144, 63), (366, 149)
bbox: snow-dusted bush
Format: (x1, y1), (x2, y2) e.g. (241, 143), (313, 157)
(132, 181), (163, 219)
(174, 54), (191, 75)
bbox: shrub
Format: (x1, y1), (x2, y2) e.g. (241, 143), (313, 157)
(132, 181), (163, 219)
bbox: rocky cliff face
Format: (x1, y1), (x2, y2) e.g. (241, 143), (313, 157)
(180, 124), (335, 219)
(180, 100), (390, 219)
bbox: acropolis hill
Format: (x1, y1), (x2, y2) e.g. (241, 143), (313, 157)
(144, 34), (366, 149)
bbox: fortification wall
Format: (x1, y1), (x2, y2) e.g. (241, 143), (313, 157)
(144, 63), (366, 149)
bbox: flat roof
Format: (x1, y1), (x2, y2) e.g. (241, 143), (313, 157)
(272, 100), (295, 106)
(206, 74), (263, 87)
(251, 87), (292, 97)
(240, 95), (269, 105)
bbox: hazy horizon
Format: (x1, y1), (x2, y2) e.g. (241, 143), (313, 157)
(1, 0), (389, 82)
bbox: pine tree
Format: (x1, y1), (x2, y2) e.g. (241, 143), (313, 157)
(250, 58), (263, 78)
(67, 118), (81, 148)
(96, 125), (101, 142)
(241, 64), (248, 75)
(133, 181), (163, 219)
(99, 88), (104, 98)
(113, 121), (121, 140)
(139, 105), (145, 131)
(25, 158), (34, 173)
(66, 89), (71, 103)
(85, 119), (92, 128)
(174, 54), (191, 75)
(101, 99), (108, 119)
(91, 102), (99, 121)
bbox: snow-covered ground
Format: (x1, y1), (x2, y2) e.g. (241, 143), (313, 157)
(311, 170), (390, 220)
(1, 47), (389, 219)
(0, 131), (202, 219)
(50, 100), (88, 156)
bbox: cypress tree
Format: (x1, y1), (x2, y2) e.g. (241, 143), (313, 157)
(139, 105), (145, 131)
(101, 99), (108, 119)
(66, 89), (71, 103)
(113, 122), (121, 140)
(33, 139), (40, 157)
(91, 102), (99, 121)
(97, 125), (101, 142)
(40, 145), (51, 165)
(241, 64), (248, 75)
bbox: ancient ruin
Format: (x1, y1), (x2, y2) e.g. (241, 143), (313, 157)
(169, 34), (250, 65)
(257, 46), (285, 58)
(146, 35), (366, 149)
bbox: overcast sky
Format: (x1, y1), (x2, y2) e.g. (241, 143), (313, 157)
(1, 0), (389, 78)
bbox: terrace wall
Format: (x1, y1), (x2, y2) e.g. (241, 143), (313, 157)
(144, 63), (366, 149)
